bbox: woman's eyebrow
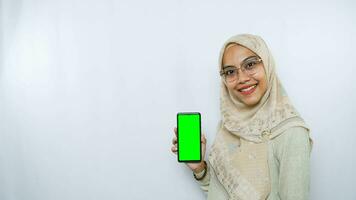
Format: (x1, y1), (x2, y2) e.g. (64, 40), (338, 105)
(241, 55), (258, 63)
(222, 65), (235, 69)
(222, 55), (258, 69)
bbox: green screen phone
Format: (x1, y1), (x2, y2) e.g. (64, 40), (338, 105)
(177, 112), (201, 163)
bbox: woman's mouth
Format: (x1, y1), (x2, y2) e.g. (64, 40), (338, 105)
(238, 84), (257, 95)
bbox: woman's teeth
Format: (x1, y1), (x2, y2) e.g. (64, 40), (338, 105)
(239, 84), (257, 92)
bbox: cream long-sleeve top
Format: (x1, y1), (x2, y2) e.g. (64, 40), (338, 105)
(194, 126), (311, 200)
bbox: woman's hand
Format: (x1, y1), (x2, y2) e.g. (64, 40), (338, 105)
(171, 127), (207, 173)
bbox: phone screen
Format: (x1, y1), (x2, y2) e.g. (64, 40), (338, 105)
(177, 112), (201, 162)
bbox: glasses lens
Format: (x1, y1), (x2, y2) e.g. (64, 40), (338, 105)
(220, 57), (261, 83)
(223, 67), (237, 83)
(242, 57), (261, 76)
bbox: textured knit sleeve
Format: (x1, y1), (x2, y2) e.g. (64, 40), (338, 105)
(193, 161), (211, 194)
(276, 126), (311, 200)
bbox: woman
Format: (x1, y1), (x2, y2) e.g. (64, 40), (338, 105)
(171, 34), (313, 200)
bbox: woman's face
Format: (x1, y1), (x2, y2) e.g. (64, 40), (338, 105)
(222, 44), (268, 107)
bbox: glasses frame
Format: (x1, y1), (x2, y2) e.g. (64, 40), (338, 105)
(219, 56), (263, 83)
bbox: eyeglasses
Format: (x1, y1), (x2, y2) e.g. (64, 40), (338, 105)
(219, 56), (262, 83)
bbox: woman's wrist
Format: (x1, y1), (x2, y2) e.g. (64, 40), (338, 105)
(193, 161), (207, 180)
(193, 161), (206, 174)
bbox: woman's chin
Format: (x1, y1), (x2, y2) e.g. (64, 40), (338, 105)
(231, 90), (261, 106)
(238, 95), (260, 107)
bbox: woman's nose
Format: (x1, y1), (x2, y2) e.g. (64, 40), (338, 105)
(237, 70), (251, 84)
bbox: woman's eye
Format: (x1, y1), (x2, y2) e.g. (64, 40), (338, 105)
(226, 69), (236, 75)
(245, 62), (256, 69)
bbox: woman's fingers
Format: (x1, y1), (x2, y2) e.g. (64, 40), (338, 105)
(171, 127), (178, 155)
(172, 137), (177, 145)
(171, 145), (177, 153)
(172, 127), (177, 145)
(201, 133), (207, 144)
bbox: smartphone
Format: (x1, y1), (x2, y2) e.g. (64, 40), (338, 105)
(176, 112), (201, 163)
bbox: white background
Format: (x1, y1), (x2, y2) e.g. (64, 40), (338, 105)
(1, 0), (355, 199)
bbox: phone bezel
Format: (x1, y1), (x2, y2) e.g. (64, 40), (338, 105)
(176, 112), (202, 163)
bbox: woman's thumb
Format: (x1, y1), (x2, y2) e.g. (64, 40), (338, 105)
(202, 133), (207, 143)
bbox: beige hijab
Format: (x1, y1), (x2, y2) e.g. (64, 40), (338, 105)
(207, 34), (312, 200)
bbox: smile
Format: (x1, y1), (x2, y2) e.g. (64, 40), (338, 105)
(238, 84), (257, 95)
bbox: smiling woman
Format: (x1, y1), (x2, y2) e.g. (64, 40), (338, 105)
(221, 44), (268, 107)
(171, 33), (313, 200)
